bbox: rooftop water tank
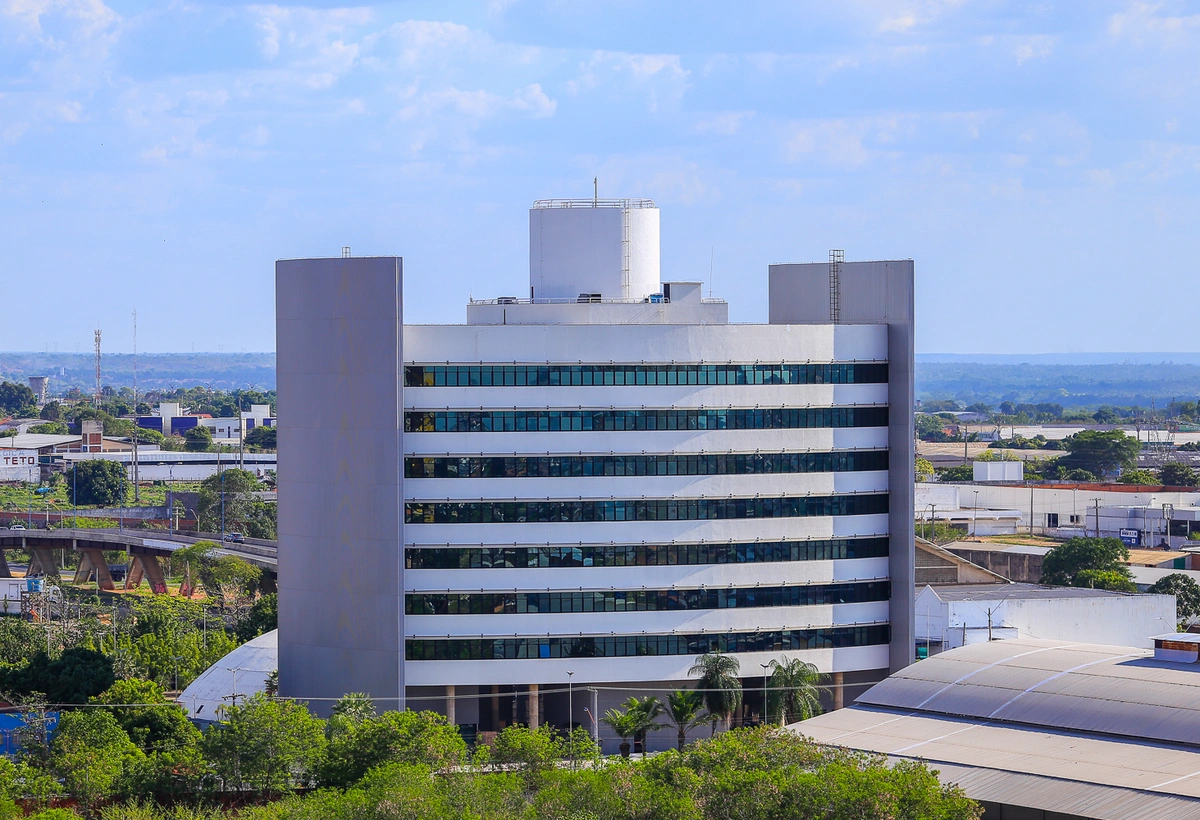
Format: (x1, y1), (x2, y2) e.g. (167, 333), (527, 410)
(529, 199), (660, 302)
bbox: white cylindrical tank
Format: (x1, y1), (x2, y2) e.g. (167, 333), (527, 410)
(529, 199), (660, 301)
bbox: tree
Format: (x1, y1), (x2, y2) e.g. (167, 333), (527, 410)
(1148, 573), (1200, 626)
(621, 695), (667, 757)
(327, 692), (375, 739)
(1041, 537), (1133, 589)
(488, 724), (562, 780)
(197, 468), (276, 539)
(27, 422), (68, 435)
(0, 382), (36, 416)
(1073, 569), (1138, 593)
(688, 652), (743, 736)
(599, 707), (639, 758)
(1160, 462), (1200, 487)
(203, 692), (326, 796)
(937, 464), (975, 482)
(915, 457), (935, 481)
(39, 402), (61, 421)
(90, 679), (201, 754)
(1118, 469), (1159, 485)
(1093, 406), (1121, 424)
(68, 460), (128, 507)
(49, 709), (143, 813)
(0, 647), (115, 703)
(235, 592), (278, 642)
(183, 426), (213, 452)
(245, 425), (277, 451)
(315, 709), (467, 789)
(665, 689), (707, 751)
(1059, 430), (1140, 477)
(766, 656), (826, 724)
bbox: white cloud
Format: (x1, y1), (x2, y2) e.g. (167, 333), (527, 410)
(397, 83), (555, 124)
(1109, 1), (1200, 48)
(566, 51), (690, 112)
(786, 116), (916, 167)
(694, 111), (755, 136)
(1014, 35), (1055, 65)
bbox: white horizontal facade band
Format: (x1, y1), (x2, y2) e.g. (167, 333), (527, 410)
(402, 428), (889, 455)
(403, 472), (889, 501)
(403, 322), (887, 363)
(402, 645), (891, 687)
(403, 513), (890, 545)
(403, 384), (888, 410)
(405, 556), (892, 591)
(405, 602), (890, 637)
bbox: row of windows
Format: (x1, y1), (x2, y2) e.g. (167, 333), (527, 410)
(404, 406), (888, 433)
(405, 624), (891, 661)
(404, 450), (889, 479)
(406, 580), (890, 615)
(404, 493), (889, 524)
(405, 537), (890, 569)
(405, 363), (888, 388)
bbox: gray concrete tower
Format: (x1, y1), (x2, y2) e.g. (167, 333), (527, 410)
(275, 256), (404, 710)
(768, 258), (916, 674)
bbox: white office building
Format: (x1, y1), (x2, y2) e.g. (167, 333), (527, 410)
(276, 199), (914, 750)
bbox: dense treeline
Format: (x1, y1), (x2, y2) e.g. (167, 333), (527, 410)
(0, 710), (980, 820)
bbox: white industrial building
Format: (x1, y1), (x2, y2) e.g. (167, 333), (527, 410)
(917, 481), (1200, 545)
(916, 583), (1175, 655)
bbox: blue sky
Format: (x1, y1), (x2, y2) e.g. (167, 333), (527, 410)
(2, 1), (1198, 354)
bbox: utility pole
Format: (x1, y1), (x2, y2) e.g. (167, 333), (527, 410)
(93, 329), (102, 407)
(1093, 498), (1102, 539)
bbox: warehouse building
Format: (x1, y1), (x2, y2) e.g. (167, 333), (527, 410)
(799, 638), (1200, 819)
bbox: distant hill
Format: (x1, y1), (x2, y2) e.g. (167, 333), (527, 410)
(0, 352), (276, 393)
(918, 352), (1200, 365)
(917, 361), (1200, 408)
(3, 350), (1198, 408)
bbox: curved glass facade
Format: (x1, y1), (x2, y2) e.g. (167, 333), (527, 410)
(406, 580), (890, 615)
(404, 450), (888, 479)
(404, 493), (888, 524)
(406, 624), (891, 660)
(404, 537), (890, 569)
(405, 362), (887, 387)
(404, 406), (887, 433)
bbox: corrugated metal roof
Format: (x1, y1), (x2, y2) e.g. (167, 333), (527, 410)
(797, 706), (1200, 817)
(797, 638), (1200, 817)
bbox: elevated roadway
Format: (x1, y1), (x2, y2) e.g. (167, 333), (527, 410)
(0, 528), (277, 594)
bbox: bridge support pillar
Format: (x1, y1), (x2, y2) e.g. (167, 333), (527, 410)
(27, 547), (60, 580)
(0, 550), (10, 579)
(74, 549), (115, 591)
(127, 555), (168, 594)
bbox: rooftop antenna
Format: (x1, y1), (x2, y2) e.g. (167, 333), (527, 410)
(93, 328), (102, 407)
(593, 177), (597, 206)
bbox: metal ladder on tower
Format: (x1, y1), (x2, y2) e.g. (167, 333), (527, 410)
(828, 249), (844, 323)
(621, 201), (632, 297)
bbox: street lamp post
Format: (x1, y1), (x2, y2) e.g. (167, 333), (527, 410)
(566, 670), (575, 769)
(760, 663), (770, 725)
(972, 491), (980, 538)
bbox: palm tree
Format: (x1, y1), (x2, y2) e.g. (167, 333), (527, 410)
(688, 651), (743, 735)
(327, 692), (375, 738)
(766, 657), (827, 725)
(666, 689), (707, 750)
(622, 695), (668, 758)
(600, 707), (639, 758)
